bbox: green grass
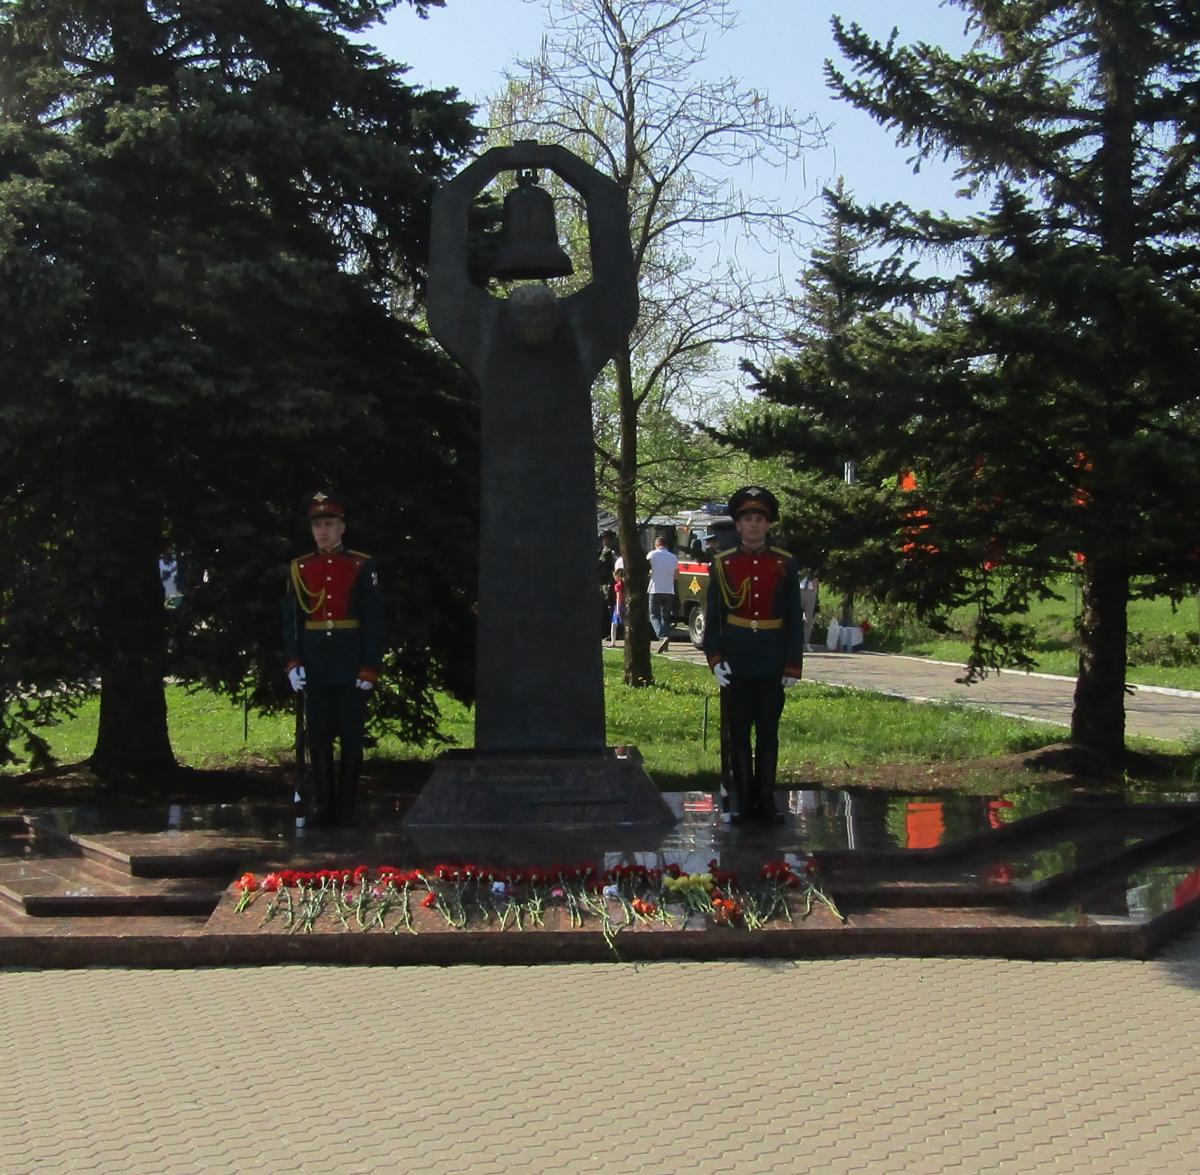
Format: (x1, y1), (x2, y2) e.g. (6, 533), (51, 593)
(6, 656), (1069, 787)
(6, 687), (302, 771)
(595, 655), (1065, 787)
(849, 576), (1200, 691)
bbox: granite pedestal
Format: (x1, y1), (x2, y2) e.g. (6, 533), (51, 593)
(402, 746), (675, 849)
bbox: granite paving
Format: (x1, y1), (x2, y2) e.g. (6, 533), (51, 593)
(2, 932), (1198, 1173)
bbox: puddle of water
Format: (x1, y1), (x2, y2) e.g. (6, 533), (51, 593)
(10, 787), (1197, 895)
(8, 789), (1200, 934)
(1024, 855), (1200, 924)
(7, 785), (1123, 852)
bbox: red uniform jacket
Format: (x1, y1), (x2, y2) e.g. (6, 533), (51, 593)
(702, 544), (804, 680)
(283, 547), (384, 685)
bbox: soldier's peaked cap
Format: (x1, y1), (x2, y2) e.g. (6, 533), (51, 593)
(728, 485), (779, 521)
(304, 490), (348, 521)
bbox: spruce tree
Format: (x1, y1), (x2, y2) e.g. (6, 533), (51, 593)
(735, 2), (1200, 757)
(0, 1), (480, 772)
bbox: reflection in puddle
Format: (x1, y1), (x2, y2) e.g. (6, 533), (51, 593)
(7, 784), (1200, 934)
(10, 785), (1101, 853)
(11, 787), (1200, 923)
(1120, 864), (1200, 922)
(777, 789), (1058, 853)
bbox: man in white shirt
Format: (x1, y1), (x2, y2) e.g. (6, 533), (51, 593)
(646, 535), (679, 652)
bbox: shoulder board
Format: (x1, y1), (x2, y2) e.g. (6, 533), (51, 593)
(347, 549), (371, 561)
(294, 553), (315, 567)
(717, 546), (739, 558)
(769, 546), (794, 559)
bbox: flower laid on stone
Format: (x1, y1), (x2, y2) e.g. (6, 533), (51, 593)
(756, 858), (843, 924)
(233, 872), (259, 913)
(228, 857), (845, 956)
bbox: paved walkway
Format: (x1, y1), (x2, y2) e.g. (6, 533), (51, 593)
(4, 928), (1199, 1173)
(652, 641), (1200, 743)
(4, 653), (1198, 1171)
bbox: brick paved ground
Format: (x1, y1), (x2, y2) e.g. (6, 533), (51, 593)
(4, 928), (1199, 1174)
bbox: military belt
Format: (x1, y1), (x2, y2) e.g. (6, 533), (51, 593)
(305, 619), (361, 631)
(726, 616), (782, 631)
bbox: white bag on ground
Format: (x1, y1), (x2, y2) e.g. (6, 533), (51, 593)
(825, 618), (841, 652)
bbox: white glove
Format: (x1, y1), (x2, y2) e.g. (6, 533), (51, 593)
(713, 661), (732, 688)
(288, 666), (306, 693)
(782, 675), (800, 689)
(355, 678), (374, 691)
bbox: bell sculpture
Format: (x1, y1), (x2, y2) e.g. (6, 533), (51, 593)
(407, 138), (676, 837)
(491, 169), (574, 281)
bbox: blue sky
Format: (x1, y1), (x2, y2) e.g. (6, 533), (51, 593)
(371, 0), (979, 237)
(367, 1), (980, 389)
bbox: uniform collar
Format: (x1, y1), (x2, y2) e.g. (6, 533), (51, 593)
(314, 543), (345, 557)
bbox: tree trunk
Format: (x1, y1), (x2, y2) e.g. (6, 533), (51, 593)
(91, 504), (176, 775)
(1070, 23), (1135, 764)
(614, 346), (653, 686)
(1071, 555), (1128, 760)
(87, 10), (175, 774)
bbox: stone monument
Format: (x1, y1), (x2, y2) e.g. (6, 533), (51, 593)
(403, 140), (675, 832)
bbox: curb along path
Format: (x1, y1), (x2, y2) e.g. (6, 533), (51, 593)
(647, 642), (1200, 744)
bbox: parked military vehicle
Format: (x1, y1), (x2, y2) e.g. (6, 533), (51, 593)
(598, 504), (736, 648)
(636, 507), (734, 648)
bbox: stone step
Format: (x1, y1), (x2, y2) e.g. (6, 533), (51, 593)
(25, 819), (286, 879)
(816, 800), (1198, 874)
(818, 803), (1200, 896)
(0, 855), (223, 918)
(0, 903), (212, 958)
(829, 829), (1200, 915)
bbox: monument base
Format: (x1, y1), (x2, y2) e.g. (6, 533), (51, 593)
(403, 746), (675, 831)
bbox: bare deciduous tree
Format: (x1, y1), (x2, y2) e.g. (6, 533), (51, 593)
(494, 0), (822, 684)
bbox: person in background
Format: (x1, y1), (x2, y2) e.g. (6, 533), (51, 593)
(702, 486), (803, 824)
(159, 553), (183, 607)
(798, 571), (818, 651)
(284, 491), (384, 827)
(609, 565), (626, 646)
(646, 534), (679, 653)
(598, 529), (617, 637)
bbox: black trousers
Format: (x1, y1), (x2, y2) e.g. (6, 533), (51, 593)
(305, 683), (367, 754)
(727, 676), (784, 760)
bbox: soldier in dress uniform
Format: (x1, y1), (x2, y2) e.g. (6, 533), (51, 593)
(702, 486), (804, 823)
(284, 491), (384, 826)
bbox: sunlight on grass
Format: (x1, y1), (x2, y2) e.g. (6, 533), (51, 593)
(602, 657), (1062, 786)
(4, 659), (1069, 786)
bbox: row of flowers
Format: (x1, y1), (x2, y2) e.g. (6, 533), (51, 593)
(232, 858), (844, 953)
